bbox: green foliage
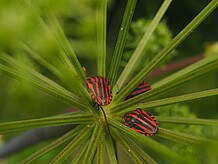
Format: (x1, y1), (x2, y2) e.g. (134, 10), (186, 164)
(156, 104), (203, 155)
(0, 0), (218, 163)
(122, 18), (175, 69)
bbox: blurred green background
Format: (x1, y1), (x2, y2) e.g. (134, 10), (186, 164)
(0, 0), (217, 121)
(0, 0), (217, 163)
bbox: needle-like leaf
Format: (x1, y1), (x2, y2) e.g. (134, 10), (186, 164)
(18, 125), (83, 164)
(82, 123), (104, 164)
(112, 128), (144, 164)
(157, 117), (218, 126)
(70, 141), (90, 164)
(112, 0), (218, 103)
(157, 127), (217, 145)
(114, 0), (173, 91)
(97, 135), (105, 164)
(116, 88), (218, 115)
(50, 126), (93, 163)
(96, 0), (107, 76)
(108, 0), (137, 87)
(110, 55), (218, 113)
(123, 134), (158, 164)
(109, 118), (184, 162)
(0, 114), (93, 134)
(105, 134), (118, 164)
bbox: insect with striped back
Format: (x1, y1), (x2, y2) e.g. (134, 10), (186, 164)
(85, 76), (113, 133)
(86, 76), (113, 106)
(124, 108), (158, 136)
(119, 80), (158, 136)
(125, 81), (151, 101)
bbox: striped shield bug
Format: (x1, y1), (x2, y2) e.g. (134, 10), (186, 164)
(125, 81), (151, 101)
(124, 108), (158, 136)
(86, 76), (113, 106)
(85, 76), (113, 134)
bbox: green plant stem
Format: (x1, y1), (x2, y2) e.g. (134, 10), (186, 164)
(97, 135), (105, 164)
(157, 117), (218, 126)
(108, 0), (137, 87)
(152, 56), (218, 89)
(44, 6), (88, 84)
(157, 127), (216, 145)
(112, 128), (144, 164)
(0, 54), (91, 111)
(82, 123), (104, 164)
(110, 57), (218, 113)
(114, 0), (173, 92)
(21, 42), (78, 91)
(109, 118), (184, 162)
(147, 55), (203, 79)
(0, 114), (94, 134)
(50, 127), (92, 164)
(70, 141), (89, 164)
(18, 125), (83, 164)
(23, 0), (96, 113)
(123, 134), (158, 164)
(24, 0), (87, 83)
(112, 0), (218, 103)
(105, 134), (118, 164)
(116, 88), (218, 115)
(96, 0), (107, 76)
(21, 42), (64, 81)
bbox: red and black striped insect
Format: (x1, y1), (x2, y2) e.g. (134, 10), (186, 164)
(125, 81), (151, 101)
(86, 76), (113, 106)
(85, 76), (113, 134)
(124, 108), (158, 136)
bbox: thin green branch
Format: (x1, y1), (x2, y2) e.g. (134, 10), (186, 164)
(147, 55), (203, 79)
(0, 114), (94, 134)
(112, 128), (144, 164)
(44, 7), (87, 83)
(152, 56), (218, 89)
(112, 0), (218, 103)
(70, 141), (89, 164)
(23, 0), (87, 82)
(82, 124), (104, 164)
(97, 135), (105, 164)
(108, 0), (137, 87)
(105, 134), (118, 164)
(23, 0), (95, 111)
(21, 43), (91, 103)
(0, 56), (89, 111)
(21, 42), (71, 88)
(157, 127), (216, 145)
(50, 127), (93, 164)
(0, 53), (69, 93)
(116, 88), (218, 115)
(124, 134), (158, 164)
(45, 13), (95, 108)
(110, 56), (218, 113)
(18, 125), (83, 164)
(96, 0), (107, 76)
(109, 118), (184, 162)
(157, 117), (218, 126)
(114, 0), (173, 91)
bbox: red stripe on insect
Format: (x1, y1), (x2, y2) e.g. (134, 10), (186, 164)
(130, 127), (145, 134)
(86, 76), (112, 106)
(126, 88), (150, 97)
(85, 76), (113, 135)
(132, 122), (155, 135)
(126, 114), (155, 130)
(125, 81), (151, 100)
(123, 108), (158, 136)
